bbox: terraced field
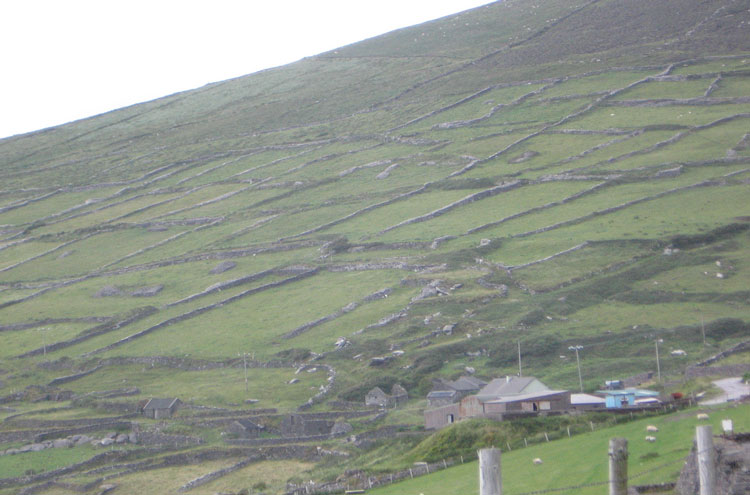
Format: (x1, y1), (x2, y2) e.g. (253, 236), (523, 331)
(1, 0), (749, 493)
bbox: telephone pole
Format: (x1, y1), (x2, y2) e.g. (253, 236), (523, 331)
(569, 345), (583, 392)
(517, 341), (522, 377)
(655, 339), (662, 383)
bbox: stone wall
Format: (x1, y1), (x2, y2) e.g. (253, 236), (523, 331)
(685, 363), (750, 379)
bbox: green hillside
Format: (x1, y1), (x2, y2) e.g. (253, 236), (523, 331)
(1, 0), (749, 493)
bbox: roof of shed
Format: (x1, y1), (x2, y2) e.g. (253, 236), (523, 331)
(143, 398), (180, 410)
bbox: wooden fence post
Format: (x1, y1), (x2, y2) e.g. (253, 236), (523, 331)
(608, 437), (628, 495)
(478, 448), (502, 495)
(696, 425), (716, 495)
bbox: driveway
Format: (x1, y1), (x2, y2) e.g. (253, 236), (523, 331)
(700, 377), (750, 405)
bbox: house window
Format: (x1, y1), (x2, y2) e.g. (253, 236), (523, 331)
(540, 401), (550, 410)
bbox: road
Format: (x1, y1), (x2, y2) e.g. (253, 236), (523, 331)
(700, 377), (750, 405)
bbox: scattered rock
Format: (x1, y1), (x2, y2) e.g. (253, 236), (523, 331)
(57, 250), (74, 259)
(94, 285), (123, 298)
(479, 238), (491, 247)
(508, 150), (539, 164)
(130, 285), (163, 297)
(52, 438), (73, 449)
(210, 261), (237, 274)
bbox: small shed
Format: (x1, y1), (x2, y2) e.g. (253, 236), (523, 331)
(570, 393), (607, 411)
(427, 389), (457, 407)
(391, 384), (409, 406)
(226, 419), (264, 438)
(142, 398), (181, 419)
(598, 388), (660, 408)
(365, 387), (390, 407)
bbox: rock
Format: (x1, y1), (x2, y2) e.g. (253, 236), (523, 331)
(19, 445), (33, 452)
(52, 438), (73, 448)
(479, 238), (491, 247)
(369, 356), (393, 367)
(128, 433), (138, 444)
(105, 431), (117, 439)
(5, 448), (19, 455)
(288, 378), (300, 384)
(76, 435), (92, 445)
(115, 434), (129, 444)
(94, 285), (123, 298)
(509, 150), (539, 163)
(100, 437), (114, 446)
(30, 443), (46, 452)
(442, 324), (456, 335)
(130, 285), (163, 297)
(210, 261), (236, 274)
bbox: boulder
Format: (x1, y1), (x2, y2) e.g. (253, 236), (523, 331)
(100, 437), (114, 446)
(210, 261), (236, 274)
(30, 443), (46, 452)
(130, 285), (163, 297)
(115, 434), (129, 444)
(52, 438), (73, 449)
(128, 433), (138, 444)
(76, 435), (92, 445)
(94, 285), (123, 298)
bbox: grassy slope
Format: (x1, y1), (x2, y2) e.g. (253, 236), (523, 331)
(1, 0), (750, 493)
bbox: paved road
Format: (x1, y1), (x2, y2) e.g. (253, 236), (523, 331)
(700, 377), (750, 405)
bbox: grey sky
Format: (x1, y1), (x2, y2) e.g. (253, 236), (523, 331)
(1, 0), (492, 139)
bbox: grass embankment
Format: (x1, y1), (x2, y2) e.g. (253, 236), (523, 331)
(371, 403), (750, 495)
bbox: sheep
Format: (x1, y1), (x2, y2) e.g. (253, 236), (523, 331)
(645, 436), (656, 442)
(533, 458), (543, 465)
(697, 413), (709, 420)
(646, 425), (659, 432)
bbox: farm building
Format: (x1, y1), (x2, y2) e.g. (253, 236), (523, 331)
(425, 376), (570, 429)
(598, 388), (660, 408)
(570, 393), (607, 411)
(225, 419), (265, 438)
(281, 414), (335, 437)
(141, 398), (181, 419)
(426, 375), (487, 406)
(365, 384), (409, 408)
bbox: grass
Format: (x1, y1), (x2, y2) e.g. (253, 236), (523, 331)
(370, 403), (750, 495)
(1, 0), (750, 491)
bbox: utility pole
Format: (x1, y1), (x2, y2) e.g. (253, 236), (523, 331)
(655, 339), (662, 383)
(569, 345), (583, 392)
(701, 315), (706, 347)
(517, 341), (522, 377)
(608, 438), (628, 495)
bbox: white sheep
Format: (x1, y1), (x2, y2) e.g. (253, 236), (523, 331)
(646, 425), (659, 432)
(697, 413), (709, 420)
(645, 436), (656, 442)
(533, 458), (543, 465)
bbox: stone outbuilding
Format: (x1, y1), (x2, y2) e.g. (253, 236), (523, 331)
(280, 414), (335, 437)
(225, 419), (265, 438)
(425, 376), (571, 429)
(365, 384), (409, 408)
(141, 398), (181, 419)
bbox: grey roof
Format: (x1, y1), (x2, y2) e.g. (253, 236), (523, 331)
(427, 390), (457, 399)
(449, 376), (487, 391)
(571, 393), (606, 405)
(234, 419), (263, 430)
(143, 398), (179, 410)
(484, 390), (568, 404)
(476, 377), (539, 399)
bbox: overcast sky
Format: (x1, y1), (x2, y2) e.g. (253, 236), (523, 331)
(0, 0), (493, 139)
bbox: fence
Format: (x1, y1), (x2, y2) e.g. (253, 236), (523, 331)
(285, 405), (715, 495)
